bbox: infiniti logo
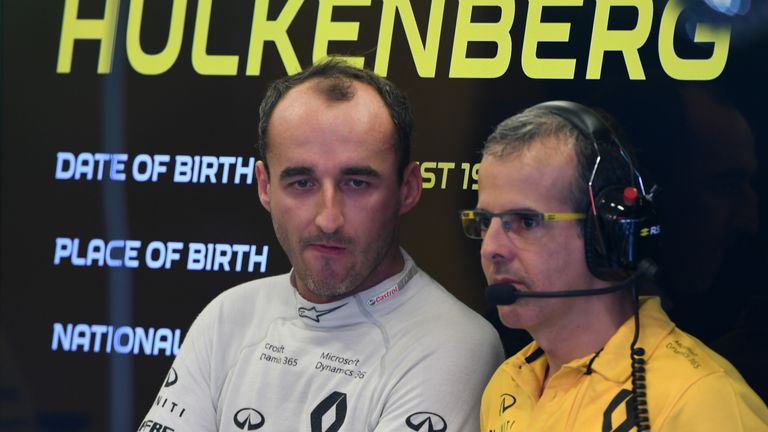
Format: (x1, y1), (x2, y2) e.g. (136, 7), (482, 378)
(163, 367), (178, 387)
(499, 393), (516, 415)
(405, 412), (447, 432)
(233, 408), (265, 430)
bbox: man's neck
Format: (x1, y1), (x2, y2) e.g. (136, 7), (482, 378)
(534, 294), (633, 386)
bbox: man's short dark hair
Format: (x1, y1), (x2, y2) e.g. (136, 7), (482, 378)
(483, 105), (636, 221)
(258, 59), (414, 182)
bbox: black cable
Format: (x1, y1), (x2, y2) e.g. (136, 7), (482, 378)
(629, 282), (650, 431)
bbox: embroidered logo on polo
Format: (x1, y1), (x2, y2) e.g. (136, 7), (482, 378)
(310, 391), (347, 432)
(233, 408), (265, 430)
(405, 412), (447, 432)
(163, 367), (178, 387)
(499, 393), (516, 415)
(602, 389), (636, 432)
(298, 304), (347, 323)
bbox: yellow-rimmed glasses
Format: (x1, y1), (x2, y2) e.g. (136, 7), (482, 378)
(459, 209), (585, 240)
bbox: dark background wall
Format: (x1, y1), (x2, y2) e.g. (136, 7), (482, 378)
(2, 0), (766, 430)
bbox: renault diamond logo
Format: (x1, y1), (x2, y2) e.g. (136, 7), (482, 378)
(163, 367), (178, 388)
(405, 412), (447, 432)
(298, 304), (347, 323)
(234, 408), (265, 430)
(499, 393), (516, 415)
(310, 391), (347, 432)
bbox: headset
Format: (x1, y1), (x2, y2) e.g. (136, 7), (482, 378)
(533, 100), (661, 282)
(484, 101), (661, 431)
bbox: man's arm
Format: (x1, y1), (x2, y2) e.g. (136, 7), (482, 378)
(656, 372), (768, 431)
(372, 325), (504, 432)
(138, 305), (219, 431)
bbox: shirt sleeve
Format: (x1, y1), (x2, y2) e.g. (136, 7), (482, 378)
(137, 302), (220, 431)
(371, 326), (505, 432)
(657, 371), (768, 432)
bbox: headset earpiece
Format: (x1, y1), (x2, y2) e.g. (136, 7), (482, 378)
(532, 101), (661, 281)
(588, 185), (660, 280)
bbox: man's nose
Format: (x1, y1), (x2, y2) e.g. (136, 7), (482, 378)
(480, 217), (515, 263)
(315, 184), (344, 233)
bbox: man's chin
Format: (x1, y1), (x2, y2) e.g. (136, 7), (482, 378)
(301, 268), (354, 294)
(305, 279), (355, 298)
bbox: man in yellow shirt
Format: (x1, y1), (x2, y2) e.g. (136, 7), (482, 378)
(461, 101), (768, 431)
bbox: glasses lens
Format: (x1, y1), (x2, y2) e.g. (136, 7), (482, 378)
(460, 210), (483, 239)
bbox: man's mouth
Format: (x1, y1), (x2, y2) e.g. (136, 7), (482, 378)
(307, 243), (347, 256)
(491, 277), (526, 290)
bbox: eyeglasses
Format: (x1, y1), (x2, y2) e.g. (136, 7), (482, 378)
(459, 209), (585, 240)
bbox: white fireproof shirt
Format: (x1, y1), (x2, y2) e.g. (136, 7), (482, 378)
(140, 250), (504, 431)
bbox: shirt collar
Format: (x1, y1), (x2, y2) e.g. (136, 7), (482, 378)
(578, 296), (675, 382)
(506, 296), (675, 394)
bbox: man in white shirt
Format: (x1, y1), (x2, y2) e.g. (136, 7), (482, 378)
(139, 59), (504, 432)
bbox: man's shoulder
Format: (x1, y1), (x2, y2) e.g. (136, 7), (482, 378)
(394, 268), (503, 346)
(637, 297), (740, 386)
(197, 272), (294, 323)
(648, 326), (757, 403)
(652, 327), (735, 378)
(649, 328), (768, 428)
(213, 273), (293, 303)
(409, 269), (490, 321)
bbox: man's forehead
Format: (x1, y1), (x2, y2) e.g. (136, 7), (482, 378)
(483, 138), (576, 172)
(478, 142), (577, 208)
(278, 164), (380, 179)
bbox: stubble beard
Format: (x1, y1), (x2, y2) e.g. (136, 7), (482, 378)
(302, 257), (363, 298)
(278, 225), (398, 300)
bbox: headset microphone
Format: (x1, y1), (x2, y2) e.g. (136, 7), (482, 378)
(485, 259), (658, 306)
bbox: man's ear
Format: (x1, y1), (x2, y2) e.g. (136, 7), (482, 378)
(399, 161), (422, 215)
(256, 161), (271, 212)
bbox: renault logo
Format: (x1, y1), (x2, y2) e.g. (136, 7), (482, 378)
(310, 391), (347, 432)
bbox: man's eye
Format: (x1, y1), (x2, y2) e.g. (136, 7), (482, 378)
(478, 215), (492, 230)
(345, 179), (369, 189)
(291, 179), (312, 189)
(520, 215), (541, 230)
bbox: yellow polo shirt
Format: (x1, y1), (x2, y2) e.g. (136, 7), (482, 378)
(480, 297), (768, 431)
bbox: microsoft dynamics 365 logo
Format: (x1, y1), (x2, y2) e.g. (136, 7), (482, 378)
(233, 408), (265, 430)
(405, 412), (447, 432)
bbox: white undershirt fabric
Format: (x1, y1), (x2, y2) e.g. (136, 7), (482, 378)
(140, 250), (505, 431)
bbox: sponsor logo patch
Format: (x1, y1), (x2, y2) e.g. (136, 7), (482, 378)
(310, 391), (347, 432)
(298, 304), (346, 323)
(368, 286), (401, 306)
(233, 408), (265, 430)
(405, 412), (447, 432)
(163, 367), (178, 387)
(499, 393), (516, 415)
